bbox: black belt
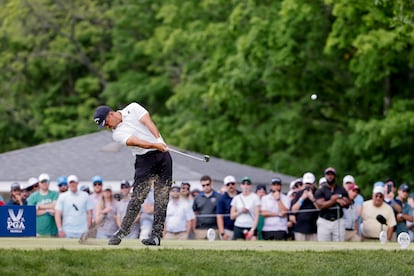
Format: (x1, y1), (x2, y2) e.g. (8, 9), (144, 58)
(345, 228), (354, 231)
(321, 216), (338, 221)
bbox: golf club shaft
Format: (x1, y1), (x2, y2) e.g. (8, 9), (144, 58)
(169, 148), (206, 162)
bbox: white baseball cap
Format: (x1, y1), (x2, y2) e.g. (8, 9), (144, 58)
(103, 184), (112, 191)
(343, 175), (355, 184)
(224, 175), (236, 185)
(373, 185), (384, 195)
(319, 177), (327, 185)
(38, 173), (50, 182)
(303, 172), (315, 184)
(67, 175), (79, 183)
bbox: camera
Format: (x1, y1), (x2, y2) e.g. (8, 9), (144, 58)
(305, 187), (310, 192)
(387, 184), (393, 194)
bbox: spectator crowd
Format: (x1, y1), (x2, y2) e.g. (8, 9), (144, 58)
(2, 167), (414, 243)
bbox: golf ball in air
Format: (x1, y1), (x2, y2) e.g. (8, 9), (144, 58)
(311, 94), (318, 100)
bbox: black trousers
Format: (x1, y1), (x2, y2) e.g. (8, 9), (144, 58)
(262, 230), (287, 241)
(120, 150), (172, 239)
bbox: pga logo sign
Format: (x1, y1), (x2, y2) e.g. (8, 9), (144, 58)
(7, 209), (26, 233)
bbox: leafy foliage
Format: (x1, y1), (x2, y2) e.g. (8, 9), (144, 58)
(1, 0), (414, 190)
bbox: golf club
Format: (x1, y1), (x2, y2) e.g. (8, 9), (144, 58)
(101, 143), (210, 162)
(169, 148), (210, 162)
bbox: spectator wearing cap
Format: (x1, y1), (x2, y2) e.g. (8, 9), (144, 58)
(6, 183), (27, 206)
(314, 167), (350, 242)
(259, 177), (289, 240)
(255, 184), (267, 240)
(193, 175), (221, 240)
(290, 172), (319, 241)
(57, 176), (68, 194)
(164, 185), (195, 240)
(55, 175), (93, 238)
(95, 184), (118, 239)
(256, 184), (267, 199)
(180, 182), (196, 238)
(342, 175), (364, 235)
(230, 176), (261, 240)
(343, 184), (361, 242)
(89, 175), (104, 238)
(361, 185), (396, 240)
(393, 184), (414, 237)
(27, 173), (59, 236)
(22, 177), (39, 201)
(318, 177), (327, 189)
(407, 193), (414, 241)
(180, 182), (193, 204)
(80, 185), (91, 195)
(116, 180), (140, 239)
(216, 176), (241, 240)
(289, 178), (303, 193)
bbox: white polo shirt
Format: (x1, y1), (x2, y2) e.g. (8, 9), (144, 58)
(165, 199), (195, 233)
(112, 102), (164, 156)
(261, 193), (290, 232)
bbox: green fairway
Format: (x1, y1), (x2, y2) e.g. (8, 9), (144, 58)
(0, 237), (413, 251)
(0, 239), (413, 275)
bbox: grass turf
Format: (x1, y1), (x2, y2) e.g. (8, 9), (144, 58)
(0, 239), (413, 275)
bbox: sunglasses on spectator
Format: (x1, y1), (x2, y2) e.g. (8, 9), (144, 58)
(202, 183), (211, 187)
(40, 180), (49, 184)
(242, 182), (251, 185)
(226, 182), (236, 186)
(121, 185), (129, 189)
(93, 182), (103, 186)
(375, 193), (384, 198)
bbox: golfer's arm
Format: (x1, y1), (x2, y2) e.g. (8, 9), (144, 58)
(126, 136), (162, 149)
(140, 113), (161, 140)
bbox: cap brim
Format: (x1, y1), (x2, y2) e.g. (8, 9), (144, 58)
(97, 120), (105, 129)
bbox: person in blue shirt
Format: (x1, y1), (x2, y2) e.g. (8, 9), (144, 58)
(394, 184), (414, 237)
(216, 176), (240, 240)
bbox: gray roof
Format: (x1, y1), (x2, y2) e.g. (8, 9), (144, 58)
(0, 131), (296, 191)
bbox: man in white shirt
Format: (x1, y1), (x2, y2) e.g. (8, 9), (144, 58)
(94, 102), (171, 246)
(164, 185), (195, 240)
(55, 175), (93, 238)
(261, 177), (290, 240)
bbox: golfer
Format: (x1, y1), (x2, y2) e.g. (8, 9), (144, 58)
(93, 102), (172, 246)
